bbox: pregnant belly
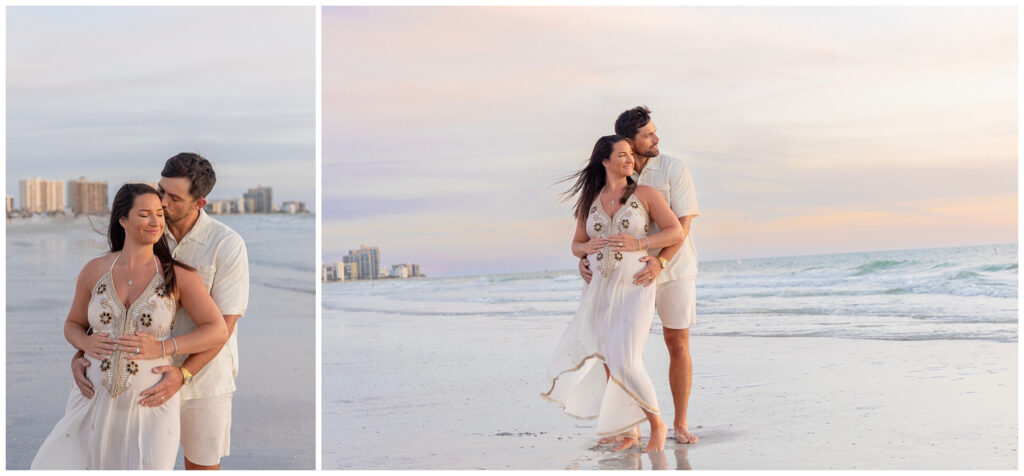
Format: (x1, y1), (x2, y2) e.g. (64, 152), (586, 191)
(588, 250), (650, 284)
(86, 354), (173, 396)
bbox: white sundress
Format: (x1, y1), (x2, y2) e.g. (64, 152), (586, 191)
(31, 254), (179, 470)
(543, 193), (660, 436)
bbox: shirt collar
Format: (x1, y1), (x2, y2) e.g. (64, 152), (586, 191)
(165, 208), (212, 247)
(634, 155), (663, 180)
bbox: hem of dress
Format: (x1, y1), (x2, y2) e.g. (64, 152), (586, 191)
(542, 353), (660, 416)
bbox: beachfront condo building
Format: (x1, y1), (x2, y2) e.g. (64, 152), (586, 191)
(67, 177), (108, 215)
(244, 185), (273, 214)
(324, 262), (344, 281)
(389, 263), (422, 278)
(343, 262), (358, 280)
(19, 178), (64, 214)
(6, 196), (14, 214)
(345, 245), (381, 280)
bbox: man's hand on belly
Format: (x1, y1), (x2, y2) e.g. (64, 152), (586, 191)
(139, 365), (184, 407)
(71, 350), (94, 399)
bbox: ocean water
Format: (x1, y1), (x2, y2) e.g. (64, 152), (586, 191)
(6, 213), (315, 469)
(323, 243), (1017, 343)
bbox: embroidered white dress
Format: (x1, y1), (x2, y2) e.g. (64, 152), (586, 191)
(31, 256), (179, 470)
(543, 193), (660, 436)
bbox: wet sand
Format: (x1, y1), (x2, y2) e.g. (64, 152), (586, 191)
(323, 308), (1017, 470)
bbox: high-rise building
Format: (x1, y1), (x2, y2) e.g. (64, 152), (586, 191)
(19, 178), (64, 213)
(344, 245), (381, 280)
(6, 196), (14, 214)
(67, 177), (108, 215)
(243, 185), (273, 214)
(323, 262), (344, 281)
(343, 262), (358, 280)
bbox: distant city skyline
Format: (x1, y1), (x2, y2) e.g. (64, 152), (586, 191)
(322, 6), (1017, 277)
(10, 174), (305, 215)
(6, 7), (316, 211)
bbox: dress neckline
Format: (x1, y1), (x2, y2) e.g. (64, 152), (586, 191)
(597, 191), (637, 220)
(105, 253), (162, 313)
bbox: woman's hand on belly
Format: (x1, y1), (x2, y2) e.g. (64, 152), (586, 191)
(117, 332), (164, 361)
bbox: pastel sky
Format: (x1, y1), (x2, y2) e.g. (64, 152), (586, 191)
(7, 7), (316, 209)
(323, 6), (1017, 277)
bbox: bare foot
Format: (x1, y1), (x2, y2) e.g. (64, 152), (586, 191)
(674, 425), (699, 444)
(644, 420), (667, 453)
(600, 426), (642, 446)
(613, 436), (640, 452)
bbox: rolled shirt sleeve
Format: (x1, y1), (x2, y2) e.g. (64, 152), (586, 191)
(668, 158), (700, 219)
(211, 232), (249, 317)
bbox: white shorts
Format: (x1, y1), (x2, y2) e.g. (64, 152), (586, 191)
(180, 392), (233, 466)
(656, 278), (696, 330)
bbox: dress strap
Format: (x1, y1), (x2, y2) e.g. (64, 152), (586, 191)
(109, 252), (121, 273)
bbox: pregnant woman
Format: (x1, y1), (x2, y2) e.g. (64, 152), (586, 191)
(31, 183), (227, 470)
(543, 134), (683, 452)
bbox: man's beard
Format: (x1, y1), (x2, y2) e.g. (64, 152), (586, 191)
(637, 147), (659, 158)
(163, 209), (190, 224)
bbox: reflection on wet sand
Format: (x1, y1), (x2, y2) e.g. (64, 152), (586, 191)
(566, 440), (692, 470)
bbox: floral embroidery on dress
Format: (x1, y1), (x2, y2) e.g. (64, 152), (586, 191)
(99, 312), (112, 325)
(155, 287), (167, 298)
(100, 359), (111, 372)
(140, 313), (153, 327)
(126, 361), (139, 375)
(587, 193), (649, 279)
(96, 284), (107, 295)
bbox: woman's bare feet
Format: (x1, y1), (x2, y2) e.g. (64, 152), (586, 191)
(598, 435), (622, 445)
(600, 426), (642, 447)
(644, 419), (667, 453)
(674, 426), (699, 444)
(613, 436), (640, 452)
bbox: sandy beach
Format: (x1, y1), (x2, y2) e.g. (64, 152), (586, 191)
(323, 286), (1016, 470)
(5, 215), (315, 470)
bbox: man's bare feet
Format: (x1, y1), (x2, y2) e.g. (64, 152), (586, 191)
(674, 426), (699, 444)
(644, 420), (667, 453)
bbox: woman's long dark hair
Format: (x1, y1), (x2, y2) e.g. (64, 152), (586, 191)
(561, 134), (636, 221)
(108, 183), (192, 295)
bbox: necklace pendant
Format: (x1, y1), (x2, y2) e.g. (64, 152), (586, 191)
(128, 278), (134, 286)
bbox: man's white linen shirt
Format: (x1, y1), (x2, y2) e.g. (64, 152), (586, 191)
(633, 153), (700, 283)
(166, 209), (250, 400)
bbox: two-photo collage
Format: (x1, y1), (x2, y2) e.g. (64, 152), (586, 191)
(5, 5), (1018, 471)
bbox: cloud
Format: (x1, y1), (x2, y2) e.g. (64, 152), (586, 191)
(320, 7), (1017, 275)
(6, 7), (316, 208)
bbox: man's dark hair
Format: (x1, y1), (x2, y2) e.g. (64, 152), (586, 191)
(161, 152), (217, 199)
(614, 105), (652, 140)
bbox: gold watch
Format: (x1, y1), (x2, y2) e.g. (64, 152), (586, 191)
(658, 256), (669, 269)
(179, 365), (194, 385)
